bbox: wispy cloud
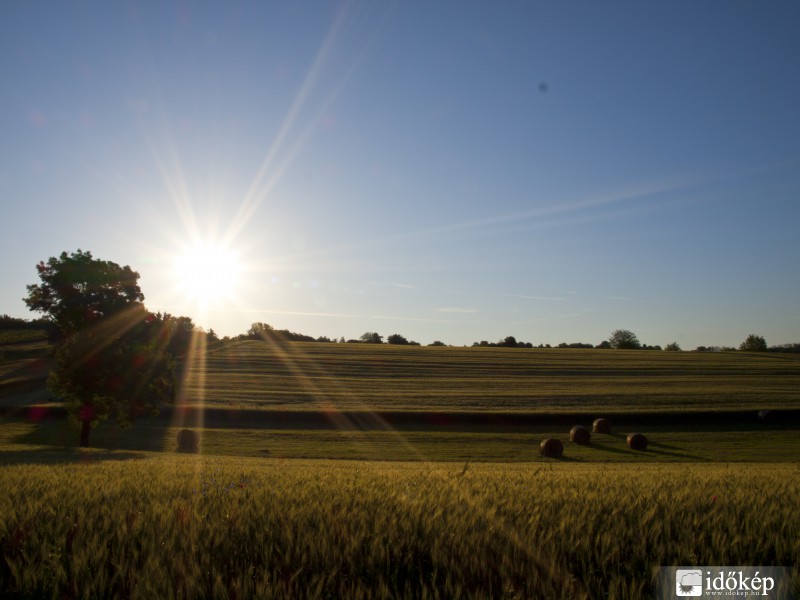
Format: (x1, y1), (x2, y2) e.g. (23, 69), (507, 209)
(599, 296), (669, 305)
(242, 308), (362, 319)
(278, 170), (715, 266)
(243, 308), (452, 323)
(366, 282), (417, 289)
(371, 314), (451, 323)
(508, 312), (583, 326)
(437, 307), (478, 314)
(506, 294), (567, 301)
(378, 170), (713, 244)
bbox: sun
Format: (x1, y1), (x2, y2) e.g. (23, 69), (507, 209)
(173, 241), (241, 305)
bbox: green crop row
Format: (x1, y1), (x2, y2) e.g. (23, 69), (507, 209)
(5, 420), (800, 463)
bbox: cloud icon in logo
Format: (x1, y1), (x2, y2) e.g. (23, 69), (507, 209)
(676, 570), (703, 597)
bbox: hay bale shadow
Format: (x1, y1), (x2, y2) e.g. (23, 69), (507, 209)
(586, 443), (634, 457)
(645, 443), (707, 461)
(549, 455), (581, 462)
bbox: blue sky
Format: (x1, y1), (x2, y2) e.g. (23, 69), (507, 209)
(2, 1), (799, 349)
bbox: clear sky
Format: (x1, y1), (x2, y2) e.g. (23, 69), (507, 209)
(2, 1), (799, 349)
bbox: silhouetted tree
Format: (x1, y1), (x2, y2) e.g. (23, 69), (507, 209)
(24, 249), (143, 342)
(472, 337), (531, 348)
(359, 332), (383, 344)
(245, 322), (318, 343)
(739, 334), (767, 352)
(608, 329), (641, 349)
(248, 322), (275, 339)
(24, 250), (176, 447)
(153, 313), (198, 356)
(665, 342), (681, 351)
(387, 333), (409, 345)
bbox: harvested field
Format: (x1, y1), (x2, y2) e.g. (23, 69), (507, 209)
(176, 341), (800, 412)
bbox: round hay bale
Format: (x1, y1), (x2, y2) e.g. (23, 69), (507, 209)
(539, 438), (563, 458)
(626, 432), (648, 451)
(569, 425), (591, 445)
(177, 429), (199, 453)
(592, 418), (612, 434)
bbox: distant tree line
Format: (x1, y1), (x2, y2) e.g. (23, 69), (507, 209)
(6, 315), (799, 354)
(0, 314), (52, 330)
(3, 308), (216, 355)
(149, 312), (218, 356)
(766, 343), (800, 353)
(239, 322), (327, 344)
(347, 332), (423, 345)
(472, 336), (534, 348)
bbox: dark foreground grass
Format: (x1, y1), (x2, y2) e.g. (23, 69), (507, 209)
(1, 456), (798, 599)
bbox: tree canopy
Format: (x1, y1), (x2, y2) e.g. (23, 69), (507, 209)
(608, 329), (641, 350)
(739, 334), (767, 352)
(24, 250), (176, 447)
(244, 322), (319, 343)
(359, 332), (383, 344)
(24, 249), (144, 340)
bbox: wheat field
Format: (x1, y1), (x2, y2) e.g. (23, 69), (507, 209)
(1, 456), (798, 599)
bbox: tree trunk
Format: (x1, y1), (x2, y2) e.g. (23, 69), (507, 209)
(79, 419), (91, 448)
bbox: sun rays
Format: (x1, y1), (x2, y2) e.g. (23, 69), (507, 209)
(131, 1), (441, 467)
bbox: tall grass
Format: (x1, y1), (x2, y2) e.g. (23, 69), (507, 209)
(2, 456), (797, 599)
